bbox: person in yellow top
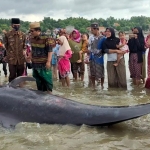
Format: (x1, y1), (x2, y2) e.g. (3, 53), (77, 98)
(77, 33), (89, 63)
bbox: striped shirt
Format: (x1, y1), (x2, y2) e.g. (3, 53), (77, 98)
(30, 34), (54, 69)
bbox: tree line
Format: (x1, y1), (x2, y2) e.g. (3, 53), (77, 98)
(0, 15), (150, 34)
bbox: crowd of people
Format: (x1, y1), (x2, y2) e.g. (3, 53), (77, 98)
(0, 18), (150, 94)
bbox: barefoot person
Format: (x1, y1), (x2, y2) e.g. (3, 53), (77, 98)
(4, 18), (26, 84)
(26, 22), (53, 94)
(128, 27), (145, 86)
(102, 28), (127, 88)
(88, 23), (106, 89)
(57, 35), (72, 87)
(69, 29), (84, 81)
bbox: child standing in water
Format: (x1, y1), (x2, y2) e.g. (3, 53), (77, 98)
(23, 43), (32, 76)
(113, 31), (129, 66)
(51, 43), (59, 80)
(57, 35), (72, 87)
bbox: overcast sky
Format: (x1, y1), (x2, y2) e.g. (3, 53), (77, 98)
(0, 0), (150, 22)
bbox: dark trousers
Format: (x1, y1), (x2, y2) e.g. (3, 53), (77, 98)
(58, 71), (61, 80)
(71, 62), (74, 78)
(8, 63), (24, 82)
(2, 62), (7, 76)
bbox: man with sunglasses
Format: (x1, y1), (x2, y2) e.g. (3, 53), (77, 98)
(26, 22), (53, 94)
(4, 18), (26, 84)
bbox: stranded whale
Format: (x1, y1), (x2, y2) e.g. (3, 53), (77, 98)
(0, 76), (150, 128)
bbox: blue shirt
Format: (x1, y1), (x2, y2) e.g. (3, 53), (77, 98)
(89, 36), (106, 65)
(52, 44), (60, 65)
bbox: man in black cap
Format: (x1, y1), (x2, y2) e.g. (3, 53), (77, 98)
(4, 18), (26, 84)
(90, 22), (100, 36)
(88, 22), (105, 89)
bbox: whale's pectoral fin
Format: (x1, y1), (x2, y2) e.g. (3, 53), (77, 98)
(0, 113), (21, 129)
(8, 76), (36, 88)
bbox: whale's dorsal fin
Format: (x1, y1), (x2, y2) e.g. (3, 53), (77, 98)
(8, 76), (36, 87)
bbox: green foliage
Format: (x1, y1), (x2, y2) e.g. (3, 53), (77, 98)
(0, 16), (150, 34)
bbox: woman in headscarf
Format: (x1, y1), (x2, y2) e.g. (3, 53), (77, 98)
(69, 29), (84, 81)
(145, 33), (150, 89)
(58, 35), (72, 87)
(134, 27), (146, 84)
(102, 28), (127, 88)
(128, 27), (145, 86)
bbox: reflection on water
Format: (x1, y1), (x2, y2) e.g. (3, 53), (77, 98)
(0, 51), (150, 150)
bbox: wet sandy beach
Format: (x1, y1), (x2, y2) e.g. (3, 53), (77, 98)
(0, 52), (150, 150)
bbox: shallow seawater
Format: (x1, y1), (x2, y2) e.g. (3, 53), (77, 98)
(0, 52), (150, 150)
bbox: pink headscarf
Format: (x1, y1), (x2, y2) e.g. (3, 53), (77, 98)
(71, 29), (81, 43)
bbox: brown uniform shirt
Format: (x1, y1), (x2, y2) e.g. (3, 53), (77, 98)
(4, 30), (26, 65)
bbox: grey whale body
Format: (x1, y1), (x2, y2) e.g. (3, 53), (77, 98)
(0, 77), (150, 128)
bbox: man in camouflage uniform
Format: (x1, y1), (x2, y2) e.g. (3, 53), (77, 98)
(4, 18), (26, 82)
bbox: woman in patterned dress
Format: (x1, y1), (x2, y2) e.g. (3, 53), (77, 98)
(145, 34), (150, 88)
